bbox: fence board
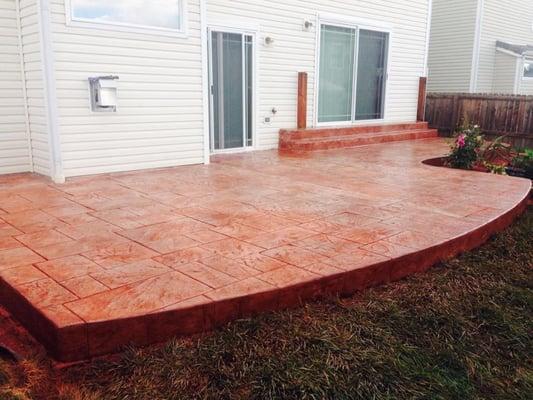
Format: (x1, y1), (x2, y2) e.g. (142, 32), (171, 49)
(426, 93), (533, 148)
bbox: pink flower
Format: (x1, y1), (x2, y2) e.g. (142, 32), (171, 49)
(456, 134), (466, 148)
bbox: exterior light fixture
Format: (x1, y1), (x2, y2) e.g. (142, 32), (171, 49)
(264, 36), (275, 46)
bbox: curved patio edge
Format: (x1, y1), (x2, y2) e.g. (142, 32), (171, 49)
(1, 184), (530, 362)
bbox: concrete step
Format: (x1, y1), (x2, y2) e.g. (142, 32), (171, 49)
(280, 121), (429, 141)
(279, 128), (438, 153)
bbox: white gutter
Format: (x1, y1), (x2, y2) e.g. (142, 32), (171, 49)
(423, 0), (433, 77)
(470, 0), (485, 93)
(38, 0), (64, 183)
(15, 0), (34, 172)
(200, 0), (210, 165)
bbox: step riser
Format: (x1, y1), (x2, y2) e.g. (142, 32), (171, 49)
(280, 130), (438, 153)
(280, 129), (438, 146)
(280, 122), (429, 141)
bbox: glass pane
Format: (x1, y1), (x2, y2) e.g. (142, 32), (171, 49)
(70, 0), (182, 30)
(245, 36), (253, 146)
(211, 32), (244, 150)
(355, 30), (389, 120)
(318, 25), (356, 123)
(212, 32), (221, 150)
(222, 33), (244, 149)
(524, 60), (533, 78)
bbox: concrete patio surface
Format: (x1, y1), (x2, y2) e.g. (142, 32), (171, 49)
(0, 138), (530, 361)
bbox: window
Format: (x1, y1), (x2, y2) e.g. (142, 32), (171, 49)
(67, 0), (185, 34)
(317, 23), (389, 124)
(524, 59), (533, 78)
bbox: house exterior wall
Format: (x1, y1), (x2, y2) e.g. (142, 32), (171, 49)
(492, 50), (520, 94)
(427, 0), (478, 93)
(207, 0), (431, 149)
(0, 0), (30, 174)
(476, 0), (533, 93)
(49, 0), (204, 177)
(1, 0), (431, 179)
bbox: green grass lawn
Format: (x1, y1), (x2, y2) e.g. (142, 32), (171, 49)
(1, 208), (532, 400)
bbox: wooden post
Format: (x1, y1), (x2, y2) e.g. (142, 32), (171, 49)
(297, 72), (308, 129)
(417, 76), (427, 122)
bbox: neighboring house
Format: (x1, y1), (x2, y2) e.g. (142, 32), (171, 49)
(0, 0), (432, 182)
(427, 0), (533, 95)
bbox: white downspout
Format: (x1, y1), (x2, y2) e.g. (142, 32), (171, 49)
(200, 0), (210, 165)
(470, 0), (485, 93)
(423, 0), (433, 77)
(38, 0), (64, 183)
(15, 0), (34, 172)
(514, 57), (524, 95)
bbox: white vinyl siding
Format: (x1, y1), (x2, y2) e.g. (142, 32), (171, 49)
(492, 50), (519, 94)
(0, 0), (30, 174)
(19, 0), (51, 175)
(519, 79), (533, 95)
(207, 0), (430, 149)
(50, 0), (204, 177)
(476, 0), (533, 93)
(427, 0), (478, 93)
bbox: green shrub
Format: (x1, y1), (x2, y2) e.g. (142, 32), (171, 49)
(483, 161), (507, 175)
(511, 148), (533, 169)
(508, 148), (533, 179)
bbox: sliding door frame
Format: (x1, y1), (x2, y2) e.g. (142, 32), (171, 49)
(313, 14), (393, 128)
(207, 25), (258, 154)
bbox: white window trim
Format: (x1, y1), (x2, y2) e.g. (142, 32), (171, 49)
(313, 13), (393, 128)
(65, 0), (188, 37)
(522, 57), (533, 81)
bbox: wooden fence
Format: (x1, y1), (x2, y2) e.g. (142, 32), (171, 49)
(425, 93), (533, 148)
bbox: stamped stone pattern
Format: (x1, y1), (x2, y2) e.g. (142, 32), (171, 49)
(0, 138), (530, 361)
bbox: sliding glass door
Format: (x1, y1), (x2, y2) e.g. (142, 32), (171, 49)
(318, 24), (389, 124)
(209, 31), (253, 151)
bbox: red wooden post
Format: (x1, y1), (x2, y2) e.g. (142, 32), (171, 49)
(297, 72), (308, 129)
(417, 76), (427, 122)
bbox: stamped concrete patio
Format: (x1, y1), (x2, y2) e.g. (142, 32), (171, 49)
(0, 138), (530, 361)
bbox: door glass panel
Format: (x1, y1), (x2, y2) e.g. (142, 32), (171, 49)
(212, 32), (221, 150)
(318, 25), (356, 123)
(355, 29), (389, 120)
(245, 35), (253, 146)
(212, 32), (244, 150)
